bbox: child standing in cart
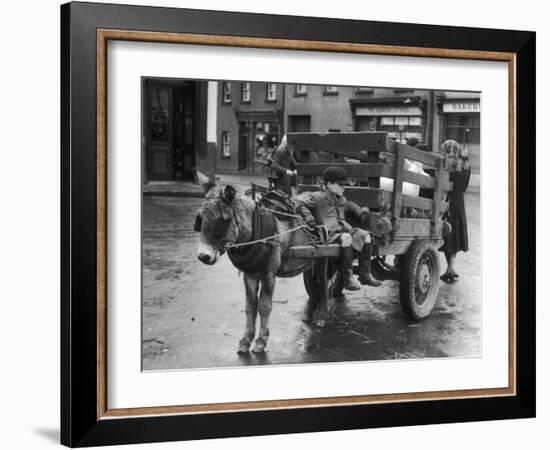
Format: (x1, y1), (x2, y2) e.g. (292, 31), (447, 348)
(296, 167), (382, 291)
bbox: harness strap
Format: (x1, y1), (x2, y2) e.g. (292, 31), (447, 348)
(225, 224), (309, 250)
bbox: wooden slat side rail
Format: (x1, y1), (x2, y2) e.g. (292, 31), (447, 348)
(338, 187), (387, 209)
(288, 131), (389, 154)
(367, 142), (381, 189)
(390, 145), (405, 221)
(388, 140), (442, 168)
(296, 163), (392, 178)
(296, 184), (322, 194)
(286, 244), (342, 259)
(313, 148), (370, 162)
(393, 218), (443, 238)
(401, 194), (434, 211)
(402, 170), (435, 189)
(296, 185), (388, 209)
(296, 163), (448, 189)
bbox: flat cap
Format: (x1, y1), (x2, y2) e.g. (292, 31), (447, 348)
(323, 166), (348, 184)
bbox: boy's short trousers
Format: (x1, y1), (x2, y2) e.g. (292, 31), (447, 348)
(328, 227), (370, 251)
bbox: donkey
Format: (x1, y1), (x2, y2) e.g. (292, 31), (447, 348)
(195, 182), (329, 354)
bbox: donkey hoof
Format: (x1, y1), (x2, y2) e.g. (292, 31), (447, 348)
(316, 319), (326, 328)
(237, 340), (251, 354)
(252, 338), (266, 353)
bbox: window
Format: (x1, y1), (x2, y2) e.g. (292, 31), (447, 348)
(222, 82), (231, 104)
(445, 114), (480, 146)
(240, 82), (250, 103)
(295, 84), (307, 96)
(378, 116), (424, 143)
(221, 131), (230, 158)
(380, 117), (422, 127)
(266, 83), (277, 101)
(393, 88), (414, 95)
(355, 87), (374, 94)
(323, 86), (338, 95)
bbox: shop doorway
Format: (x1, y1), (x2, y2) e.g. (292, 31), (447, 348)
(238, 124), (249, 171)
(143, 79), (198, 181)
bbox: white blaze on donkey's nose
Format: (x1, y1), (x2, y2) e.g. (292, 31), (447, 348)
(197, 240), (217, 265)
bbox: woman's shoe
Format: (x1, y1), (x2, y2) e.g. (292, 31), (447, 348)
(452, 272), (459, 280)
(440, 273), (454, 283)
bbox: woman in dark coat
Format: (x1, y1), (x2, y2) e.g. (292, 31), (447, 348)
(439, 139), (471, 283)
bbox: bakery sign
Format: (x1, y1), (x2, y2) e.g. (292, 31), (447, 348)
(443, 102), (480, 113)
(354, 105), (422, 116)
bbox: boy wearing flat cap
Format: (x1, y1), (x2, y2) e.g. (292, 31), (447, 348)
(297, 167), (382, 290)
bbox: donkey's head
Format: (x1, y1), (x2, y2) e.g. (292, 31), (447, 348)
(195, 184), (239, 265)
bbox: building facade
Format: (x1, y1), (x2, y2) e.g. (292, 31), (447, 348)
(216, 81), (284, 174)
(284, 84), (355, 133)
(435, 91), (481, 174)
(141, 78), (217, 183)
(211, 81), (480, 177)
(350, 88), (480, 174)
(350, 87), (431, 145)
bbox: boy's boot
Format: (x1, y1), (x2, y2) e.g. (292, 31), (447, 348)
(358, 245), (382, 287)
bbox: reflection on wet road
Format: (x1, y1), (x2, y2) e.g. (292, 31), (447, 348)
(142, 193), (480, 371)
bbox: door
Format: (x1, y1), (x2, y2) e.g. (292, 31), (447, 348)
(238, 123), (248, 171)
(145, 83), (173, 180)
(173, 82), (196, 179)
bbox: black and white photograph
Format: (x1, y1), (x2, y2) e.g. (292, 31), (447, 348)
(141, 79), (481, 371)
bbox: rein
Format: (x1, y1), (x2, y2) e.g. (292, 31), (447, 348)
(225, 224), (309, 250)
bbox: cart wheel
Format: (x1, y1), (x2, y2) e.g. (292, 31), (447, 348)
(399, 240), (440, 321)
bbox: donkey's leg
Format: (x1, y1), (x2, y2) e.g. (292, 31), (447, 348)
(252, 272), (276, 354)
(315, 258), (329, 328)
(238, 274), (259, 354)
(302, 268), (318, 323)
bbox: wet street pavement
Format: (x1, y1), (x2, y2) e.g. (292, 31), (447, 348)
(142, 192), (480, 371)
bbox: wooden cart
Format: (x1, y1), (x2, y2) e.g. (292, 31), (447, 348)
(284, 132), (453, 321)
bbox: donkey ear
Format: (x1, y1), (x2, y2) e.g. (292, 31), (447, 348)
(193, 212), (203, 232)
(221, 185), (236, 204)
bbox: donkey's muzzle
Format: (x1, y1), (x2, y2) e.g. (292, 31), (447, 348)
(197, 252), (216, 265)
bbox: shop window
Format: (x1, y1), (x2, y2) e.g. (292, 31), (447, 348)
(221, 131), (230, 158)
(266, 83), (277, 101)
(240, 82), (250, 103)
(151, 88), (170, 142)
(409, 117), (422, 127)
(222, 82), (231, 104)
(445, 114), (480, 147)
(254, 121), (279, 164)
(378, 115), (424, 143)
(380, 116), (422, 127)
